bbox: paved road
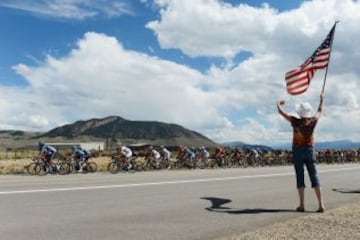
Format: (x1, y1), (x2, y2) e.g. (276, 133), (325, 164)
(1, 164), (360, 240)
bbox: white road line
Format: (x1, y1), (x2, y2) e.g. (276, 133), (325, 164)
(0, 166), (359, 195)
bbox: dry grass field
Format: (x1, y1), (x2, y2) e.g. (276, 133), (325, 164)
(217, 201), (360, 240)
(0, 157), (113, 175)
(0, 156), (178, 174)
(0, 159), (31, 174)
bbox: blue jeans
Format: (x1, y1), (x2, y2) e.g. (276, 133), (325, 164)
(292, 146), (320, 188)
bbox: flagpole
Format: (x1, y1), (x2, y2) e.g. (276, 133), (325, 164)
(321, 20), (339, 94)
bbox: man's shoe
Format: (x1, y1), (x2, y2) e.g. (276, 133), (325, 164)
(316, 207), (325, 213)
(296, 206), (305, 212)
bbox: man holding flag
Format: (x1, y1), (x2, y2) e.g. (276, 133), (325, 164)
(276, 22), (338, 213)
(277, 94), (325, 213)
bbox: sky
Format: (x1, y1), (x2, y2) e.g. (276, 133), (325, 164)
(0, 0), (359, 147)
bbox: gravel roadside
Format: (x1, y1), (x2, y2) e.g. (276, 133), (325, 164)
(216, 201), (360, 240)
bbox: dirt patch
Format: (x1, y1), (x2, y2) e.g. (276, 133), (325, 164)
(216, 201), (360, 240)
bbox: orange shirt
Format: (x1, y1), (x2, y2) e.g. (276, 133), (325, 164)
(291, 117), (318, 147)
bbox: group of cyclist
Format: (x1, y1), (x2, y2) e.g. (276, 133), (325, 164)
(177, 145), (210, 160)
(37, 142), (233, 173)
(37, 141), (249, 171)
(37, 142), (91, 173)
(36, 141), (360, 174)
(109, 144), (212, 170)
(114, 144), (172, 170)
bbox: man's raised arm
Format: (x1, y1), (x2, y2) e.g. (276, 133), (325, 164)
(277, 100), (291, 122)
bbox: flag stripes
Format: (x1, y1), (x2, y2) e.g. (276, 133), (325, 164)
(285, 24), (335, 95)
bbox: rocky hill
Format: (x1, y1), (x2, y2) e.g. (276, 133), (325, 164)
(222, 141), (273, 152)
(35, 116), (217, 147)
(0, 130), (40, 149)
(274, 140), (360, 150)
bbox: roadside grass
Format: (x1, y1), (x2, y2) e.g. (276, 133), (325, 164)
(0, 159), (32, 174)
(92, 157), (112, 172)
(0, 157), (113, 175)
(215, 201), (360, 240)
(0, 156), (183, 175)
(0, 156), (176, 175)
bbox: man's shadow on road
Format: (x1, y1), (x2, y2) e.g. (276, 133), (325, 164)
(201, 197), (295, 214)
(332, 188), (360, 194)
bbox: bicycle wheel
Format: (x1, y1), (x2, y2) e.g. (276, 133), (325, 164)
(34, 163), (48, 176)
(58, 163), (70, 175)
(174, 160), (183, 169)
(139, 158), (148, 171)
(108, 162), (120, 174)
(26, 162), (37, 175)
(207, 159), (217, 168)
(132, 162), (141, 171)
(86, 162), (97, 173)
(196, 159), (206, 169)
(226, 158), (235, 168)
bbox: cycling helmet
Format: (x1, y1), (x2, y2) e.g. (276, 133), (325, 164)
(38, 142), (44, 150)
(71, 146), (77, 151)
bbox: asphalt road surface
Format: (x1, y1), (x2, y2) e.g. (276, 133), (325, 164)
(1, 164), (360, 240)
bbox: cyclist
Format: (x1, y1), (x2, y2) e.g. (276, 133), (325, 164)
(231, 147), (243, 165)
(249, 149), (259, 166)
(150, 146), (161, 159)
(199, 146), (210, 160)
(71, 146), (91, 173)
(38, 142), (57, 171)
(214, 146), (225, 166)
(160, 145), (172, 169)
(148, 146), (161, 168)
(177, 145), (187, 160)
(117, 145), (133, 170)
(215, 146), (225, 159)
(185, 147), (196, 167)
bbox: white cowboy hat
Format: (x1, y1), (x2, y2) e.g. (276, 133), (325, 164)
(296, 102), (313, 118)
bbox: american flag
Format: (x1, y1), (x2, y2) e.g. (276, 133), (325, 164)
(285, 24), (336, 95)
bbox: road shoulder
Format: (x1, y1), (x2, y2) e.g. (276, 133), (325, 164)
(217, 200), (360, 240)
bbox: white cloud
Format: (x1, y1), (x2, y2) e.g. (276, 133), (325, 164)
(0, 0), (133, 19)
(147, 0), (277, 59)
(8, 32), (231, 133)
(147, 0), (360, 65)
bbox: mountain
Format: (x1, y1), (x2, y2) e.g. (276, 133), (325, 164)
(35, 116), (217, 147)
(272, 140), (360, 150)
(224, 140), (360, 151)
(315, 140), (360, 150)
(222, 141), (273, 152)
(0, 130), (40, 149)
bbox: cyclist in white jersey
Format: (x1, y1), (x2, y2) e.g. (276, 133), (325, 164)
(119, 146), (133, 170)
